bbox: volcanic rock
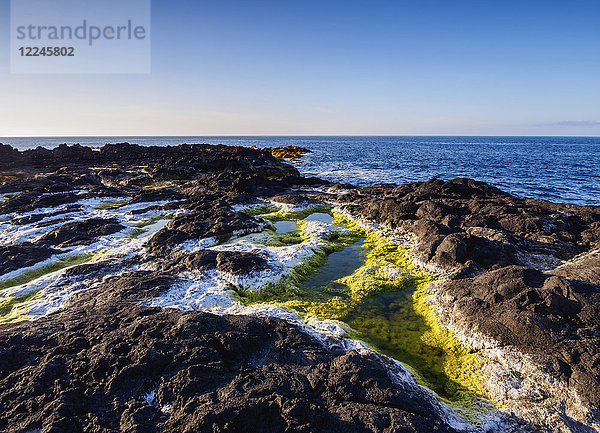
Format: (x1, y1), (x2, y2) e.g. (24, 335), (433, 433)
(2, 143), (600, 432)
(338, 177), (600, 273)
(37, 218), (126, 248)
(0, 243), (62, 275)
(435, 266), (600, 409)
(0, 272), (458, 433)
(147, 208), (262, 255)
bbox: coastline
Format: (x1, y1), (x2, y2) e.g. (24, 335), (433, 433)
(0, 142), (599, 433)
(2, 135), (600, 207)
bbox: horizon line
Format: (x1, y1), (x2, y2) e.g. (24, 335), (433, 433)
(2, 134), (600, 139)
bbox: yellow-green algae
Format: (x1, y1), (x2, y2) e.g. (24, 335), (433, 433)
(239, 204), (334, 247)
(0, 290), (41, 323)
(235, 217), (363, 304)
(0, 252), (99, 291)
(261, 228), (304, 247)
(135, 214), (168, 228)
(0, 251), (103, 322)
(237, 210), (486, 406)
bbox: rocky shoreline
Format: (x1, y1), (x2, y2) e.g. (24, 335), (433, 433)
(0, 142), (598, 433)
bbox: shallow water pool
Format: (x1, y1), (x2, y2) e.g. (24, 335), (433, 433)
(341, 290), (467, 400)
(302, 239), (367, 290)
(274, 220), (298, 234)
(303, 212), (334, 224)
(297, 232), (473, 402)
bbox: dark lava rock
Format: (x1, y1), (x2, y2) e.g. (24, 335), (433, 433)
(0, 243), (62, 275)
(4, 142), (600, 432)
(0, 192), (84, 215)
(147, 208), (262, 256)
(0, 273), (457, 433)
(552, 251), (600, 286)
(0, 143), (317, 216)
(0, 173), (81, 195)
(0, 143), (300, 181)
(0, 144), (22, 168)
(0, 143), (467, 433)
(11, 206), (81, 226)
(329, 176), (600, 426)
(165, 250), (270, 275)
(129, 187), (184, 204)
(270, 193), (321, 207)
(338, 178), (600, 273)
(63, 256), (144, 282)
(436, 265), (600, 408)
(37, 217), (125, 248)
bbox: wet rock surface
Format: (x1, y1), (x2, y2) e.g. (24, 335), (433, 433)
(1, 143), (600, 432)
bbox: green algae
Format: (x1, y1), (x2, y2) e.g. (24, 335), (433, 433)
(0, 289), (42, 322)
(135, 214), (167, 228)
(0, 252), (99, 291)
(341, 286), (484, 404)
(237, 210), (487, 407)
(94, 199), (129, 210)
(412, 288), (484, 400)
(262, 228), (304, 247)
(127, 227), (149, 239)
(235, 247), (330, 305)
(302, 239), (368, 291)
(260, 211), (341, 248)
(262, 204), (333, 222)
(240, 205), (279, 216)
(0, 251), (103, 323)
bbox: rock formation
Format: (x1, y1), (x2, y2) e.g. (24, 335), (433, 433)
(1, 143), (599, 433)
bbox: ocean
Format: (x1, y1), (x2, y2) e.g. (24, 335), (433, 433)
(2, 136), (599, 206)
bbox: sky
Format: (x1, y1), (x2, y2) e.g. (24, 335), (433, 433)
(0, 0), (599, 136)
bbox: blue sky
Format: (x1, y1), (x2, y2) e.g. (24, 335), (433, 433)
(0, 0), (599, 136)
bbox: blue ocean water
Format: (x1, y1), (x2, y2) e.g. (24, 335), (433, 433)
(2, 136), (599, 206)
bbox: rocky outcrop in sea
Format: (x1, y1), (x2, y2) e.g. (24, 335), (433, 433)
(0, 142), (598, 433)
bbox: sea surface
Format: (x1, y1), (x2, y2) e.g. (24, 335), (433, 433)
(2, 136), (599, 206)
